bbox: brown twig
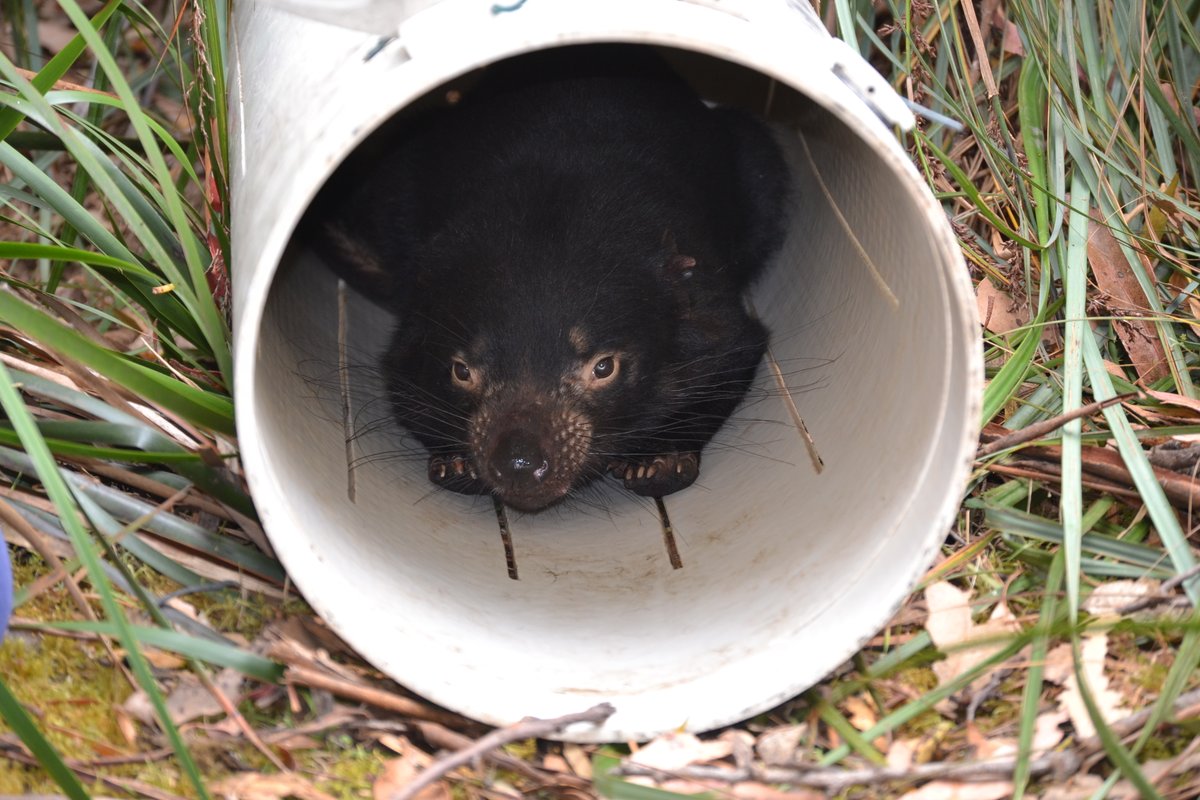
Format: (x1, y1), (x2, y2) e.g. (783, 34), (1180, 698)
(280, 663), (467, 728)
(410, 720), (590, 788)
(977, 393), (1136, 457)
(390, 703), (616, 800)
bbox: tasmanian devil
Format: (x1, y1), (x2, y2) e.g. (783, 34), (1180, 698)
(304, 45), (791, 513)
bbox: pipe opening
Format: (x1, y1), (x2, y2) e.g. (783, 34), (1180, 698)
(240, 40), (973, 739)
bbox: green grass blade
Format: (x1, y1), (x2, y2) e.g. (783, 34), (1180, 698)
(1012, 551), (1064, 799)
(1061, 175), (1090, 619)
(0, 290), (234, 434)
(41, 621), (283, 681)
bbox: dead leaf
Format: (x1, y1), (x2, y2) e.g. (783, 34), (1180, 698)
(37, 20), (77, 54)
(211, 771), (339, 800)
(886, 738), (918, 770)
(142, 647), (188, 670)
(756, 724), (807, 766)
(373, 758), (449, 800)
(628, 732), (733, 771)
(924, 582), (1021, 691)
(844, 695), (878, 731)
(1051, 633), (1127, 739)
(1038, 774), (1105, 800)
(898, 780), (1014, 800)
(654, 778), (727, 795)
(1088, 219), (1169, 383)
(1000, 21), (1025, 56)
(968, 709), (1066, 761)
(1147, 389), (1200, 417)
(563, 742), (593, 778)
(541, 754), (570, 773)
(731, 782), (824, 800)
(1042, 643), (1075, 685)
(270, 733), (322, 751)
(719, 729), (755, 768)
(976, 279), (1028, 335)
(844, 694), (887, 751)
(372, 736), (449, 800)
(1082, 580), (1159, 619)
(113, 704), (140, 746)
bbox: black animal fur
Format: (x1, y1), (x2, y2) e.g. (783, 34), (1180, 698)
(304, 45), (791, 512)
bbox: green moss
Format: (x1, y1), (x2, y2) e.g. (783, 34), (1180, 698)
(303, 742), (387, 800)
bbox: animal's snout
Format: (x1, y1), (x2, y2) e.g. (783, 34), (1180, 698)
(491, 429), (551, 483)
(471, 400), (594, 512)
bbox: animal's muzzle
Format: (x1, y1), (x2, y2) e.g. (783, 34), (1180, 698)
(472, 401), (593, 512)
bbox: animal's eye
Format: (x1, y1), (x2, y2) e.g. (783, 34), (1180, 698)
(592, 356), (617, 380)
(452, 360), (472, 384)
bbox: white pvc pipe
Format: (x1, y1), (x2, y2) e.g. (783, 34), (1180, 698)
(230, 0), (981, 741)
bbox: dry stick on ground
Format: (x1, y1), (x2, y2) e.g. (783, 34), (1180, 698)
(410, 719), (590, 789)
(615, 689), (1200, 793)
(976, 393), (1136, 457)
(391, 704), (616, 800)
(280, 663), (468, 728)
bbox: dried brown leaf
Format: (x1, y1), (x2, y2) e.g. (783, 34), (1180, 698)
(1082, 579), (1159, 619)
(628, 732), (733, 771)
(372, 735), (449, 800)
(925, 582), (1021, 690)
(373, 758), (449, 800)
(563, 743), (593, 778)
(897, 780), (1014, 800)
(1049, 633), (1126, 738)
(731, 782), (824, 800)
(1146, 389), (1200, 417)
(142, 647), (188, 670)
(1087, 219), (1169, 382)
(1039, 774), (1106, 800)
(211, 772), (339, 800)
(976, 279), (1028, 335)
(756, 724), (807, 766)
(886, 738), (919, 770)
(1000, 20), (1025, 56)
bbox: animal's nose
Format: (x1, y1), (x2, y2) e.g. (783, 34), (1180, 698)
(492, 429), (550, 482)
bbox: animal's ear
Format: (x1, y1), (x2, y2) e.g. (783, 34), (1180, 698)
(310, 221), (397, 303)
(660, 229), (697, 282)
(666, 253), (697, 281)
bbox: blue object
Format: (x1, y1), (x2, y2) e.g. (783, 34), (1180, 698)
(0, 541), (11, 639)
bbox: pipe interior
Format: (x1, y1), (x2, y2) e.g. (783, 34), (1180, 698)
(252, 45), (961, 736)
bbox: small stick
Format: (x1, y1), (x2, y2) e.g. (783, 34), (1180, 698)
(410, 720), (589, 788)
(281, 664), (467, 728)
(977, 393), (1136, 457)
(493, 497), (518, 580)
(654, 498), (683, 570)
(390, 703), (616, 800)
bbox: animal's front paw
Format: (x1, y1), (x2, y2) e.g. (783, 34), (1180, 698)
(608, 452), (701, 498)
(428, 454), (491, 496)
